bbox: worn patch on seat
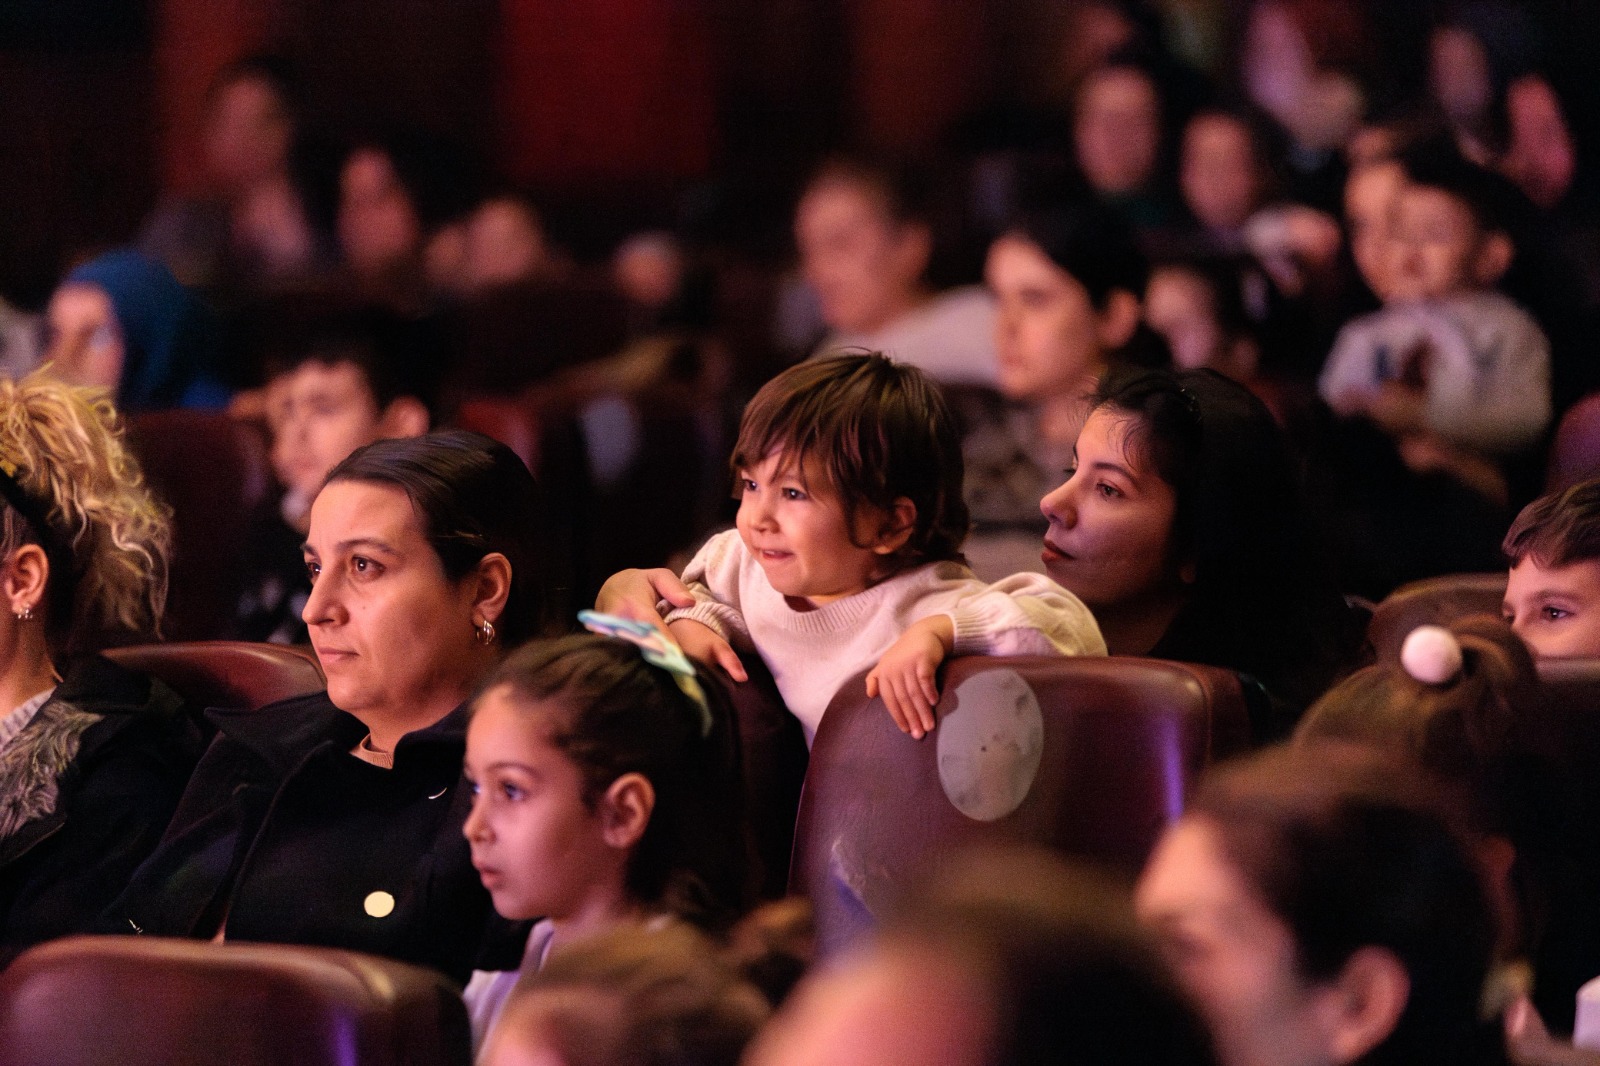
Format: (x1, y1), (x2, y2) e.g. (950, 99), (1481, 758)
(936, 669), (1043, 822)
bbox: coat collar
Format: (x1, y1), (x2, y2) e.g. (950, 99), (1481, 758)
(206, 692), (470, 778)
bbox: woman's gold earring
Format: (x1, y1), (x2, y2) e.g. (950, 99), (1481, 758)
(475, 618), (496, 645)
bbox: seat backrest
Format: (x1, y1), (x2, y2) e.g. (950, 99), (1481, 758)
(1367, 572), (1508, 661)
(0, 935), (469, 1066)
(126, 411), (273, 642)
(709, 657), (808, 902)
(104, 641), (325, 712)
(790, 655), (1253, 954)
(1548, 391), (1600, 492)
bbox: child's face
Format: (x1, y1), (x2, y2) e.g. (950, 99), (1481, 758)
(1387, 185), (1486, 302)
(266, 360), (385, 503)
(463, 686), (620, 922)
(1343, 162), (1405, 301)
(1503, 557), (1600, 660)
(735, 451), (893, 608)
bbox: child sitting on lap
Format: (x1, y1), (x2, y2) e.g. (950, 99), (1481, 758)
(1318, 143), (1551, 501)
(665, 352), (1105, 743)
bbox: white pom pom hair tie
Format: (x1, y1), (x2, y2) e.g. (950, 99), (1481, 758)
(1401, 625), (1465, 686)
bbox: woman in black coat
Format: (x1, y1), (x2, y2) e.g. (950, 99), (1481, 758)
(105, 431), (551, 981)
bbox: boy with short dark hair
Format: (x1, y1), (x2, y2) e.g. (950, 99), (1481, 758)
(1502, 479), (1600, 659)
(1319, 144), (1552, 462)
(236, 301), (431, 642)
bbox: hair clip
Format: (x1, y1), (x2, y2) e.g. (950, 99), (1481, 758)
(577, 610), (713, 736)
(1401, 625), (1465, 686)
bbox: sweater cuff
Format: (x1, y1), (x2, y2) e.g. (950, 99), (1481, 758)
(663, 602), (747, 646)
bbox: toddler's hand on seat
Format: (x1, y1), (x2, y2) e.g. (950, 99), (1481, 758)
(667, 619), (748, 682)
(867, 616), (953, 740)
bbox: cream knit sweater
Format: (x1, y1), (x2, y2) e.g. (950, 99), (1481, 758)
(665, 530), (1106, 744)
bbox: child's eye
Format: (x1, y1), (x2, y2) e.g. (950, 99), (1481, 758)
(500, 781), (524, 801)
(781, 487), (807, 501)
(739, 477), (757, 493)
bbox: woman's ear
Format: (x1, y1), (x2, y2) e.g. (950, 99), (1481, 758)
(471, 551), (513, 627)
(1096, 290), (1143, 351)
(600, 772), (656, 850)
(2, 544), (50, 619)
(1318, 946), (1411, 1065)
(872, 497), (918, 556)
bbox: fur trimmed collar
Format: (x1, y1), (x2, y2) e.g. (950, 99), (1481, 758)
(0, 698), (102, 841)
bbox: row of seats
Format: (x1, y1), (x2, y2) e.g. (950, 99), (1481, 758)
(0, 573), (1535, 1062)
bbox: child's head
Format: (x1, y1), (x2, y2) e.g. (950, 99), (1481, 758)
(464, 633), (748, 930)
(1298, 618), (1536, 837)
(1503, 479), (1600, 659)
(731, 353), (967, 604)
(262, 302), (431, 515)
(1387, 143), (1517, 303)
(482, 924), (770, 1066)
(1343, 158), (1407, 301)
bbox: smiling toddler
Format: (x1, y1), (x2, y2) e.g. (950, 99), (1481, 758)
(664, 353), (1105, 743)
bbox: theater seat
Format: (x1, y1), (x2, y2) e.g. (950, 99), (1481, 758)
(791, 656), (1252, 953)
(1367, 572), (1508, 661)
(0, 936), (469, 1066)
(710, 657), (807, 901)
(126, 411), (273, 642)
(104, 641), (325, 713)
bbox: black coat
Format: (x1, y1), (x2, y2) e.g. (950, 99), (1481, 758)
(102, 692), (526, 983)
(0, 654), (199, 963)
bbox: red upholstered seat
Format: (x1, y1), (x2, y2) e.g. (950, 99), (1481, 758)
(1367, 572), (1508, 662)
(790, 656), (1252, 952)
(104, 641), (324, 712)
(0, 936), (469, 1066)
(125, 411), (273, 643)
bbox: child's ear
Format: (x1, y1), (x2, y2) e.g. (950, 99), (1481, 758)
(1473, 232), (1515, 286)
(378, 396), (430, 439)
(1095, 290), (1142, 352)
(872, 497), (918, 556)
(600, 772), (656, 850)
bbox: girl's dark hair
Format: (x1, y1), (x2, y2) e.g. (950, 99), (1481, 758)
(479, 634), (751, 930)
(732, 352), (969, 570)
(1192, 744), (1502, 1066)
(326, 430), (548, 645)
(1092, 367), (1355, 718)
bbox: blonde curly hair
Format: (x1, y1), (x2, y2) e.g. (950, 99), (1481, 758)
(0, 369), (171, 653)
